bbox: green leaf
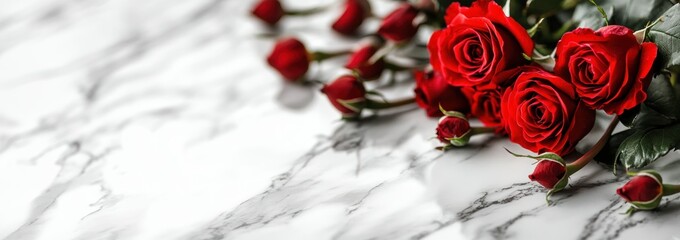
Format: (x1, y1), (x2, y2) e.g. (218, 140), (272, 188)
(620, 74), (680, 128)
(647, 4), (680, 73)
(601, 0), (673, 30)
(526, 0), (577, 16)
(618, 123), (680, 170)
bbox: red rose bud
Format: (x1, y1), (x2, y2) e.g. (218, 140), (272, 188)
(529, 159), (567, 190)
(252, 0), (285, 26)
(267, 38), (310, 81)
(414, 70), (470, 117)
(617, 173), (663, 206)
(436, 113), (471, 147)
(617, 171), (680, 213)
(554, 25), (657, 115)
(332, 0), (371, 36)
(321, 75), (366, 119)
(378, 4), (421, 42)
(512, 115), (621, 202)
(428, 0), (533, 87)
(345, 42), (385, 80)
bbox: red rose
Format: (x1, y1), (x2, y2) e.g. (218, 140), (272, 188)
(554, 25), (658, 115)
(267, 38), (310, 81)
(251, 0), (284, 26)
(617, 174), (662, 203)
(345, 42), (385, 80)
(414, 70), (470, 117)
(321, 75), (366, 119)
(528, 159), (566, 189)
(436, 115), (471, 145)
(428, 0), (533, 87)
(501, 67), (595, 156)
(377, 4), (420, 42)
(461, 86), (503, 131)
(332, 0), (371, 36)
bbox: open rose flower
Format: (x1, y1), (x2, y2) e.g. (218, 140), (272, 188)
(332, 0), (371, 36)
(461, 86), (503, 132)
(501, 67), (595, 156)
(267, 38), (310, 81)
(554, 25), (658, 115)
(251, 0), (285, 26)
(428, 0), (533, 87)
(378, 3), (420, 42)
(321, 75), (366, 119)
(345, 42), (385, 80)
(414, 70), (469, 117)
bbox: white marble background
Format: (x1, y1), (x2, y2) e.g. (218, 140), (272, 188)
(0, 0), (679, 240)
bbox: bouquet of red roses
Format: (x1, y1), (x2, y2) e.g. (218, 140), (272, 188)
(253, 0), (680, 214)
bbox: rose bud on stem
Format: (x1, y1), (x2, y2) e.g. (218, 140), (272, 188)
(509, 116), (620, 203)
(321, 75), (415, 121)
(252, 0), (327, 26)
(377, 3), (422, 43)
(332, 0), (371, 36)
(414, 70), (469, 117)
(436, 106), (494, 151)
(345, 38), (413, 81)
(617, 170), (680, 214)
(345, 39), (386, 81)
(267, 37), (350, 82)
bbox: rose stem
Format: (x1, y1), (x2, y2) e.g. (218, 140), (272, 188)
(663, 184), (680, 196)
(365, 97), (416, 109)
(567, 116), (620, 174)
(311, 50), (352, 62)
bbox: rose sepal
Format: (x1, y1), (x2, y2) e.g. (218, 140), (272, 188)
(337, 97), (367, 121)
(438, 104), (466, 119)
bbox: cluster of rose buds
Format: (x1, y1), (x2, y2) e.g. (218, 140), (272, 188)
(254, 0), (680, 214)
(257, 0), (439, 120)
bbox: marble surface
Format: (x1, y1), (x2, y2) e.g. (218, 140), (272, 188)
(1, 0), (680, 240)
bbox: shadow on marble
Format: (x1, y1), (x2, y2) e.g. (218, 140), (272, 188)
(276, 82), (316, 110)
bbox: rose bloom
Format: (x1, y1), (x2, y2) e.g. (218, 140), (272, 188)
(321, 75), (366, 118)
(501, 67), (595, 156)
(345, 43), (385, 80)
(554, 25), (657, 115)
(617, 175), (663, 203)
(251, 0), (284, 26)
(528, 159), (566, 189)
(267, 38), (310, 81)
(461, 85), (503, 131)
(436, 116), (470, 144)
(428, 0), (533, 87)
(414, 70), (469, 117)
(377, 3), (420, 42)
(332, 0), (371, 36)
